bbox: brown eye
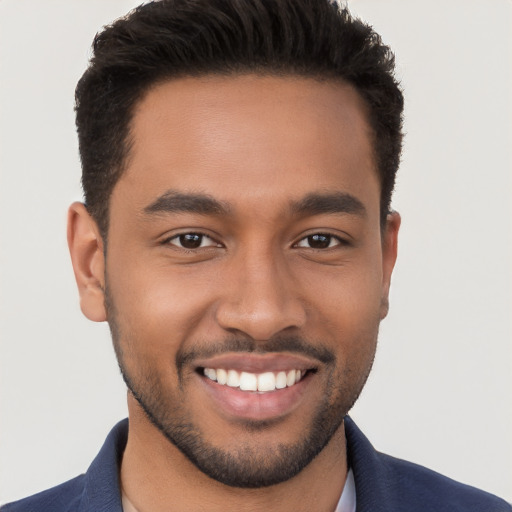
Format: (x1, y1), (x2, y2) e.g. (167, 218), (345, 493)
(179, 233), (203, 249)
(168, 233), (219, 249)
(296, 233), (340, 249)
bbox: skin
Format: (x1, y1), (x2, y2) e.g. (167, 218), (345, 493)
(68, 75), (400, 512)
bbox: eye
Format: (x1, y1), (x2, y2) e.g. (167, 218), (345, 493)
(166, 233), (220, 250)
(295, 233), (343, 249)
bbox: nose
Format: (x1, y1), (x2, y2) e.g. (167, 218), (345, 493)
(215, 249), (307, 341)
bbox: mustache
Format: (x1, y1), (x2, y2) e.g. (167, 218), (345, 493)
(176, 335), (335, 372)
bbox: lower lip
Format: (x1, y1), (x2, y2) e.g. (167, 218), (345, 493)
(199, 373), (311, 421)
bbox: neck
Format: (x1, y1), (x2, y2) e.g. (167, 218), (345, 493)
(121, 396), (348, 512)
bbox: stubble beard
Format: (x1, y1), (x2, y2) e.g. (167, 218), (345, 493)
(105, 286), (376, 488)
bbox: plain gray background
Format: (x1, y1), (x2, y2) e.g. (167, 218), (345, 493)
(1, 0), (511, 505)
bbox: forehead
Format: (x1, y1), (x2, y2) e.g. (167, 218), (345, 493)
(115, 74), (378, 217)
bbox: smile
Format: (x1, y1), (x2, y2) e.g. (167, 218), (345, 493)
(203, 368), (304, 392)
(195, 354), (319, 421)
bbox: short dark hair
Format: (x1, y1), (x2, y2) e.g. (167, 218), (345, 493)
(75, 0), (403, 236)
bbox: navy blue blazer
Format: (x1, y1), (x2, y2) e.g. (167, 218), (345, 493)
(2, 417), (510, 511)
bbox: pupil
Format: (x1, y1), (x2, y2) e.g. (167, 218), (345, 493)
(180, 233), (202, 249)
(309, 234), (330, 249)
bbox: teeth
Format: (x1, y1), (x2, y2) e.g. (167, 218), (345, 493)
(204, 368), (217, 381)
(226, 369), (239, 387)
(240, 372), (258, 391)
(257, 372), (275, 392)
(216, 368), (227, 385)
(203, 367), (305, 392)
(275, 371), (287, 389)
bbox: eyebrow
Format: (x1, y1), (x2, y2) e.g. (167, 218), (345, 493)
(144, 190), (231, 216)
(289, 192), (366, 218)
(143, 190), (366, 219)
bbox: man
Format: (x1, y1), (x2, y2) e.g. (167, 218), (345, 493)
(1, 0), (510, 511)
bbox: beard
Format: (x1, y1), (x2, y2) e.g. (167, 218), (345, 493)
(105, 286), (376, 488)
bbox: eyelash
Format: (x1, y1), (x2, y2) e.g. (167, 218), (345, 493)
(293, 233), (347, 250)
(162, 232), (220, 250)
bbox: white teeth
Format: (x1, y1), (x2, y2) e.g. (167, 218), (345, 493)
(204, 368), (217, 381)
(257, 372), (276, 392)
(226, 369), (240, 387)
(240, 372), (258, 391)
(275, 371), (287, 389)
(203, 368), (305, 392)
(216, 368), (227, 385)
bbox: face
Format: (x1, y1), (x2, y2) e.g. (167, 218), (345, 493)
(71, 75), (399, 488)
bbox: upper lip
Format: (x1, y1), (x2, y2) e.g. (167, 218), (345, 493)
(194, 353), (318, 373)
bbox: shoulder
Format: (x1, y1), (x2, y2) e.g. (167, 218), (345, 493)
(1, 419), (128, 512)
(344, 416), (511, 512)
(0, 475), (85, 512)
(378, 451), (511, 512)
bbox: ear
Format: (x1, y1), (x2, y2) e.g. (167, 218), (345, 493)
(380, 211), (401, 319)
(67, 202), (107, 322)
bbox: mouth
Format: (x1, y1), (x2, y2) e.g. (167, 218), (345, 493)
(193, 354), (319, 421)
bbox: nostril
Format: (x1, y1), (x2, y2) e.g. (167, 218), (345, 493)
(215, 304), (307, 341)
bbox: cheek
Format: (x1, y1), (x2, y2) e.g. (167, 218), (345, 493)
(302, 259), (383, 365)
(106, 258), (219, 365)
(336, 271), (383, 327)
(304, 257), (384, 326)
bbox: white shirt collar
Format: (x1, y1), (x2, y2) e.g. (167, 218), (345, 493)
(335, 468), (357, 512)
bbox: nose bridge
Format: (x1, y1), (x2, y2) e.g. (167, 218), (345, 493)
(215, 242), (306, 340)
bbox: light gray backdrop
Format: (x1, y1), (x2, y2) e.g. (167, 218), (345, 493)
(1, 0), (511, 505)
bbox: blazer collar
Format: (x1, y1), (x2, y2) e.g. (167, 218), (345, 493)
(77, 416), (393, 512)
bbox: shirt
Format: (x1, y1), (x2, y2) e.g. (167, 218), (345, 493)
(2, 416), (510, 512)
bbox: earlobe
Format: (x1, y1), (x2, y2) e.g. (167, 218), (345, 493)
(67, 202), (107, 322)
(380, 211), (401, 320)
